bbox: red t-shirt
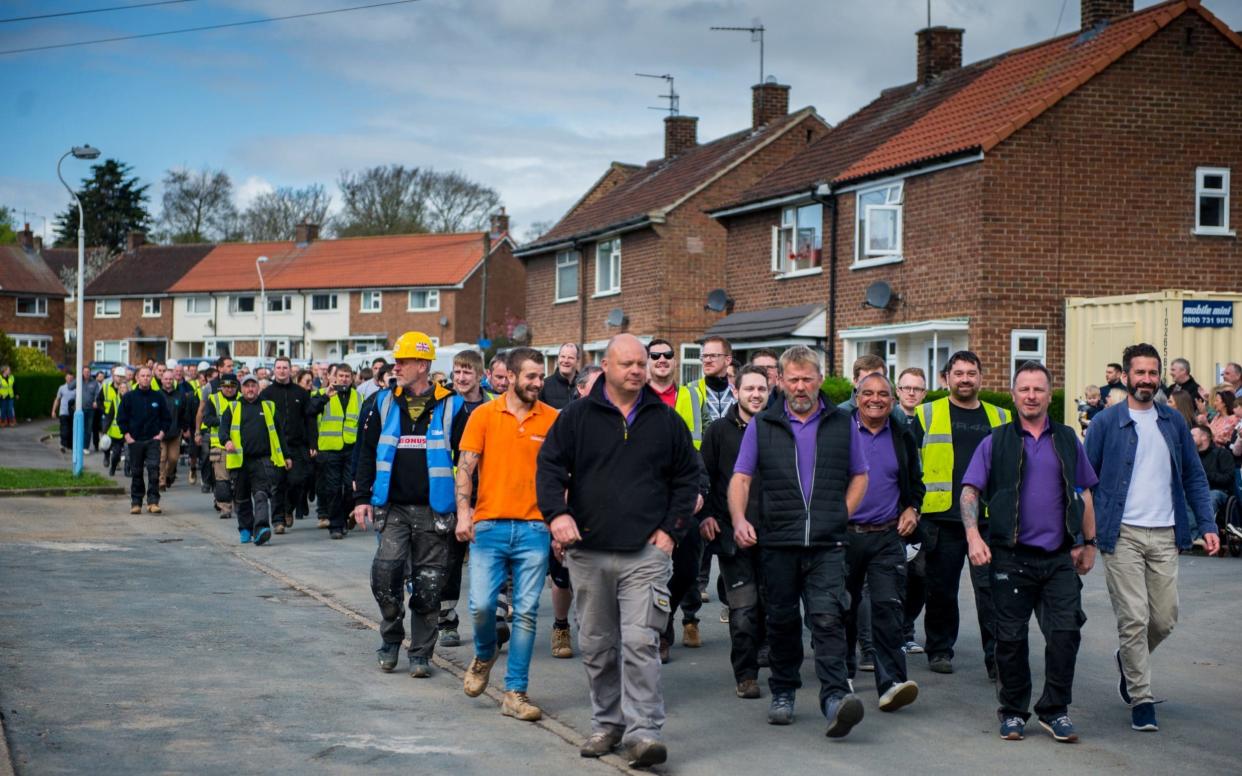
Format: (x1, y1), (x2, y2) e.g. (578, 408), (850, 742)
(651, 382), (677, 408)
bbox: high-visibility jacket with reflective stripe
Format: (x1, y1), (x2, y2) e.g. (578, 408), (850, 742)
(916, 397), (1010, 514)
(0, 374), (13, 399)
(370, 384), (454, 511)
(102, 382), (125, 439)
(316, 388), (360, 450)
(204, 392), (238, 448)
(673, 384), (703, 450)
(224, 400), (286, 469)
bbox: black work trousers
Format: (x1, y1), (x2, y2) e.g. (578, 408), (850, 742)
(923, 520), (995, 669)
(439, 537), (468, 630)
(371, 504), (451, 657)
(315, 449), (352, 531)
(845, 525), (909, 696)
(664, 526), (703, 642)
(127, 439), (160, 507)
(991, 545), (1084, 721)
(273, 443), (311, 520)
(199, 435), (214, 486)
(903, 544), (927, 643)
(231, 458), (276, 533)
(718, 546), (766, 682)
(761, 545), (850, 707)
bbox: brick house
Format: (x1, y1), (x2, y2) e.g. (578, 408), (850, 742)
(0, 226), (68, 364)
(515, 84), (829, 378)
(710, 0), (1241, 389)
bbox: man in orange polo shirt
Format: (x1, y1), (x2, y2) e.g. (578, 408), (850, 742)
(454, 347), (557, 721)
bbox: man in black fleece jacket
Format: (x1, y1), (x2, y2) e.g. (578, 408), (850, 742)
(536, 333), (700, 769)
(261, 356), (314, 532)
(117, 366), (171, 514)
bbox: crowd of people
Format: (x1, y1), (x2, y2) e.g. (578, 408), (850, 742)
(3, 335), (1230, 769)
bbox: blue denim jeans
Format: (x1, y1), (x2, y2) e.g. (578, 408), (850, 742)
(0, 397), (14, 422)
(469, 519), (550, 692)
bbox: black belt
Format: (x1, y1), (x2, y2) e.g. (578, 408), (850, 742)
(847, 518), (899, 534)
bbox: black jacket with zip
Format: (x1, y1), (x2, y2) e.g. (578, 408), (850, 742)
(537, 377), (701, 552)
(700, 402), (759, 555)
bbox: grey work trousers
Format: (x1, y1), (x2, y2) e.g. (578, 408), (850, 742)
(371, 504), (452, 658)
(565, 543), (673, 745)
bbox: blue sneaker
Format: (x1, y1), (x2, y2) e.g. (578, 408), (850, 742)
(767, 691), (795, 725)
(1131, 702), (1159, 732)
(239, 529), (252, 544)
(1039, 714), (1079, 743)
(254, 526), (272, 546)
(999, 715), (1025, 741)
(824, 694), (864, 738)
(1115, 649), (1132, 705)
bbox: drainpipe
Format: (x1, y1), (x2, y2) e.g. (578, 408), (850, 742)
(575, 241), (587, 356)
(812, 184), (838, 376)
(480, 233), (491, 343)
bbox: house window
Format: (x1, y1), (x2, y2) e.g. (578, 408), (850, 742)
(185, 295), (211, 315)
(16, 296), (48, 317)
(360, 291), (382, 313)
(555, 250), (579, 302)
(1010, 329), (1047, 382)
(855, 182), (904, 265)
(142, 297), (162, 317)
(680, 344), (702, 385)
(94, 340), (129, 362)
(352, 339), (384, 353)
(1195, 167), (1232, 235)
(595, 239), (621, 296)
(772, 203), (823, 275)
(311, 293), (338, 311)
(407, 289), (440, 312)
(266, 295), (292, 313)
(94, 298), (121, 318)
(856, 338), (897, 381)
(204, 340), (233, 358)
(229, 295), (255, 314)
(14, 335), (51, 353)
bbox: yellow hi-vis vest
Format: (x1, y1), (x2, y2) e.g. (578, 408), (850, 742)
(916, 397), (1010, 514)
(204, 392), (238, 448)
(316, 388), (361, 451)
(102, 382), (125, 439)
(224, 400), (286, 469)
(672, 384), (704, 450)
(0, 374), (13, 399)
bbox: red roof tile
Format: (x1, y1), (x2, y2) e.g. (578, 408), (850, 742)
(0, 245), (69, 297)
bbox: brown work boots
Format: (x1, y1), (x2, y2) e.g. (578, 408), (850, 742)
(463, 655), (497, 697)
(501, 691), (542, 721)
(551, 626), (573, 658)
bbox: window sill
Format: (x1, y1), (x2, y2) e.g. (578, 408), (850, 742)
(406, 309), (439, 314)
(592, 289), (621, 299)
(359, 309), (382, 314)
(774, 267), (824, 280)
(15, 312), (48, 318)
(1191, 227), (1236, 238)
(850, 255), (904, 270)
(93, 314), (121, 320)
(553, 296), (579, 305)
(141, 313), (162, 318)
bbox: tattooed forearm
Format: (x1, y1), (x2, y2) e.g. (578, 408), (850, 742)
(455, 451), (479, 510)
(960, 485), (980, 531)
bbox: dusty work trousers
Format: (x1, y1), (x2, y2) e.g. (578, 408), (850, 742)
(845, 526), (909, 696)
(371, 504), (452, 658)
(923, 520), (995, 670)
(1102, 524), (1179, 707)
(209, 448), (232, 514)
(127, 439), (160, 507)
(158, 437), (181, 488)
(199, 435), (214, 487)
(231, 458), (276, 534)
(566, 543), (673, 745)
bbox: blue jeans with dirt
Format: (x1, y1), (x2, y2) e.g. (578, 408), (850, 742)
(469, 519), (550, 692)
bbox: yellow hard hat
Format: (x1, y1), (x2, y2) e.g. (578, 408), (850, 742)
(392, 331), (436, 360)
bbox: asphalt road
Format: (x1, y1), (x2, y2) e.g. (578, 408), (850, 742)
(2, 424), (1241, 774)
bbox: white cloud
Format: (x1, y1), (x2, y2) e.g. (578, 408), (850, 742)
(234, 176), (275, 210)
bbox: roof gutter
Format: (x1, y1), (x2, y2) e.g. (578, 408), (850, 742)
(708, 187), (821, 219)
(513, 215), (656, 258)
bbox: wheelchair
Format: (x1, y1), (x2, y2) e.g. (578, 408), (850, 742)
(1216, 493), (1242, 558)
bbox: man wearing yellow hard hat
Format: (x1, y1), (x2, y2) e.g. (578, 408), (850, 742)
(352, 331), (458, 677)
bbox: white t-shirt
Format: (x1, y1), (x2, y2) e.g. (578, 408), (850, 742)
(1121, 406), (1175, 528)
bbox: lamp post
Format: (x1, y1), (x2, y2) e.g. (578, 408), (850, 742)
(56, 144), (101, 477)
(256, 255), (269, 366)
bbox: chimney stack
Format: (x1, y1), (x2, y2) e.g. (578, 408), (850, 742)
(34, 235), (43, 253)
(295, 221), (319, 245)
(916, 26), (964, 84)
(489, 208), (510, 238)
(126, 230), (146, 252)
(664, 115), (699, 158)
(1081, 0), (1133, 30)
(751, 82), (790, 129)
(18, 223), (34, 251)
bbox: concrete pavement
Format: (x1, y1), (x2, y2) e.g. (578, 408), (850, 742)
(2, 427), (1241, 774)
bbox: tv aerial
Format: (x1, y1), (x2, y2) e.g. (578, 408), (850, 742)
(710, 18), (765, 84)
(635, 72), (679, 116)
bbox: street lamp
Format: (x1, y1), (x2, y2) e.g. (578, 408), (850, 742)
(256, 255), (269, 366)
(57, 144), (101, 477)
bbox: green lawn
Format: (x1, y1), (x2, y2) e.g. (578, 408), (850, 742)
(0, 468), (115, 490)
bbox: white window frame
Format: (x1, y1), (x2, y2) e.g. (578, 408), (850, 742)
(554, 250), (579, 303)
(265, 294), (292, 313)
(94, 298), (121, 318)
(142, 297), (161, 317)
(680, 344), (702, 385)
(15, 296), (48, 317)
(853, 181), (904, 268)
(407, 288), (440, 312)
(594, 239), (621, 297)
(310, 293), (338, 312)
(351, 338), (384, 353)
(1194, 167), (1233, 236)
(1010, 329), (1047, 382)
(94, 339), (129, 363)
(360, 290), (383, 313)
(204, 339), (233, 359)
(14, 335), (51, 353)
(228, 295), (256, 314)
(185, 295), (211, 315)
(771, 203), (824, 277)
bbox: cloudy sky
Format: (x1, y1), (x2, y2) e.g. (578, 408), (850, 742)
(3, 0), (1240, 243)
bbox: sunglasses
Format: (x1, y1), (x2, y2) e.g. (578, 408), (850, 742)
(648, 351), (675, 361)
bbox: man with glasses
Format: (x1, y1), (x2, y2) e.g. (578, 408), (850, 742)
(895, 367), (927, 424)
(895, 366), (930, 655)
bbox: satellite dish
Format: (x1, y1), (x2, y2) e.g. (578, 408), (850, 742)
(863, 281), (897, 310)
(605, 308), (627, 328)
(511, 323), (529, 343)
(704, 289), (734, 313)
(438, 315), (449, 327)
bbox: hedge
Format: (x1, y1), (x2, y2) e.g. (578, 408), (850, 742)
(12, 373), (66, 421)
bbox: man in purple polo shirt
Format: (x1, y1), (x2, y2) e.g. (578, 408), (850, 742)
(847, 373), (924, 714)
(729, 346), (870, 739)
(960, 361), (1098, 744)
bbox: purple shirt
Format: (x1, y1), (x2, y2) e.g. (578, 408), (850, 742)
(962, 419), (1099, 552)
(734, 398), (869, 504)
(851, 415), (900, 525)
(603, 385), (640, 425)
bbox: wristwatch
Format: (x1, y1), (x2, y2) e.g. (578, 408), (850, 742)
(1082, 537), (1097, 547)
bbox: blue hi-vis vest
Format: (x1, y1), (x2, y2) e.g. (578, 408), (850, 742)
(371, 383), (456, 511)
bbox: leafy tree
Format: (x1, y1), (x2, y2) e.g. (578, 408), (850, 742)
(240, 185), (331, 241)
(0, 332), (16, 368)
(157, 168), (237, 243)
(422, 170), (501, 233)
(335, 164), (429, 237)
(54, 159), (151, 253)
(0, 205), (17, 244)
(13, 346), (59, 374)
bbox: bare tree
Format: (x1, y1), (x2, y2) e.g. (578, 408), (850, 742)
(158, 168), (237, 243)
(520, 220), (553, 245)
(422, 170), (501, 233)
(334, 164), (429, 237)
(241, 185), (332, 242)
(58, 246), (114, 293)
